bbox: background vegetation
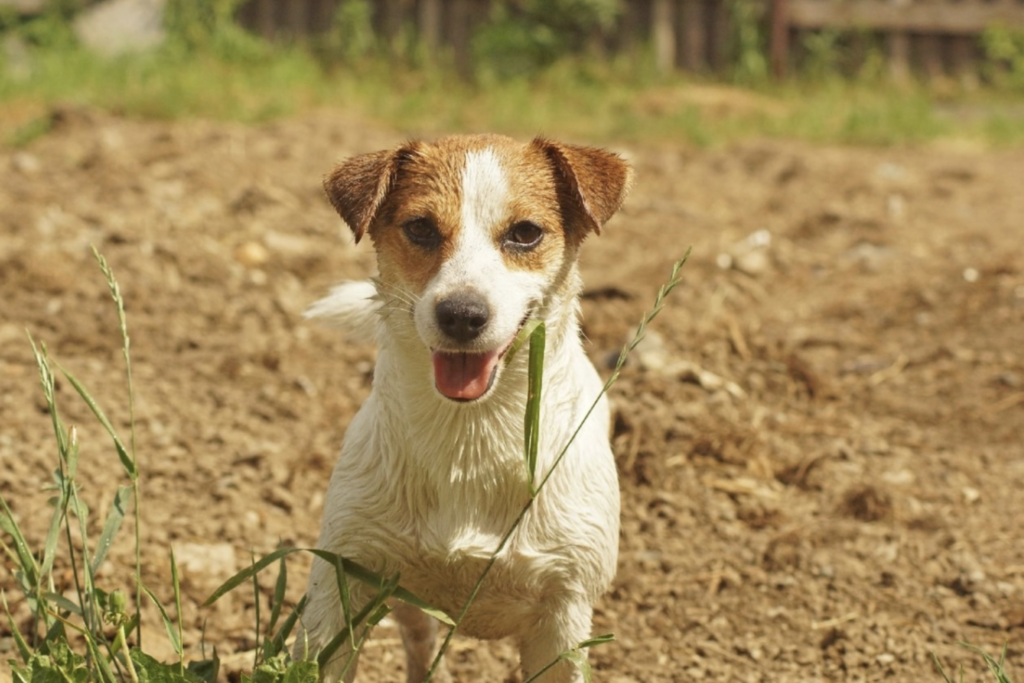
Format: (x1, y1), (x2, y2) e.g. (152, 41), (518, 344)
(0, 0), (1023, 147)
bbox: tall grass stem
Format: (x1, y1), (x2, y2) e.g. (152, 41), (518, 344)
(423, 249), (691, 681)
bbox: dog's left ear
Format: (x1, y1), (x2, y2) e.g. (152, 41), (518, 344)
(533, 138), (634, 236)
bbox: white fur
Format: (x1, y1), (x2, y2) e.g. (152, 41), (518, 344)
(304, 280), (381, 342)
(413, 148), (549, 359)
(299, 146), (620, 683)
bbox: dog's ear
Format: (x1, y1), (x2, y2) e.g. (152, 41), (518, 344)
(534, 138), (634, 236)
(323, 144), (418, 243)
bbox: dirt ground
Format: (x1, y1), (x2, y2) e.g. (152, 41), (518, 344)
(1, 109), (1022, 683)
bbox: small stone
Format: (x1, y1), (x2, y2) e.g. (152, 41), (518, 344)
(234, 241), (269, 268)
(887, 193), (906, 221)
(11, 151), (41, 174)
(632, 330), (671, 372)
(876, 653), (896, 665)
(174, 542), (236, 582)
(734, 249), (770, 276)
(996, 372), (1020, 388)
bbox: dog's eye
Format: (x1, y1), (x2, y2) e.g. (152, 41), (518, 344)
(505, 221), (544, 249)
(403, 218), (441, 247)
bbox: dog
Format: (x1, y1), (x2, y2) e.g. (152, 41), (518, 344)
(298, 134), (633, 683)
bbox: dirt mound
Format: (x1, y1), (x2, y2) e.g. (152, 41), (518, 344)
(1, 111), (1021, 681)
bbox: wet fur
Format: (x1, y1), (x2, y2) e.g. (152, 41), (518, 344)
(298, 135), (632, 683)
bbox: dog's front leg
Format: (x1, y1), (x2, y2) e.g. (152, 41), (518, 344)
(518, 597), (594, 683)
(295, 556), (369, 683)
(393, 602), (451, 683)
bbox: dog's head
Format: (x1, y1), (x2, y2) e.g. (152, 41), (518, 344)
(324, 135), (632, 402)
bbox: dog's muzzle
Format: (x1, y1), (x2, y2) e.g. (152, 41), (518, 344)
(435, 291), (491, 343)
(432, 291), (509, 402)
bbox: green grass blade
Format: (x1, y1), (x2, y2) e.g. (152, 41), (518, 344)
(27, 335), (68, 461)
(931, 652), (957, 683)
(961, 642), (1013, 683)
(40, 476), (67, 579)
(577, 633), (615, 649)
(91, 485), (133, 575)
(266, 595), (307, 660)
(332, 553), (356, 653)
(535, 249), (691, 498)
(523, 321), (545, 494)
(318, 573), (400, 673)
(203, 547), (454, 626)
(42, 592), (83, 616)
(251, 552), (261, 670)
(426, 251), (691, 680)
(171, 548), (184, 673)
(204, 547), (299, 606)
(84, 632), (121, 683)
(267, 555), (287, 638)
(2, 590), (32, 665)
(0, 495), (40, 589)
(55, 363), (136, 479)
(306, 550), (453, 627)
(139, 580), (182, 657)
(521, 634), (613, 683)
(504, 318), (543, 367)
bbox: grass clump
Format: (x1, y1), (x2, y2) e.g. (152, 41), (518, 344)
(934, 643), (1015, 683)
(2, 246), (693, 682)
(0, 250), (310, 683)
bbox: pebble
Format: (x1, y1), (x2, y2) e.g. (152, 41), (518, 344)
(174, 541), (236, 581)
(11, 152), (41, 174)
(234, 241), (270, 268)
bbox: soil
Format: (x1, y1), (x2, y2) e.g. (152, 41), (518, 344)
(1, 109), (1022, 683)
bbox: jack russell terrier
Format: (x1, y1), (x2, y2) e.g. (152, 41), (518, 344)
(298, 134), (633, 683)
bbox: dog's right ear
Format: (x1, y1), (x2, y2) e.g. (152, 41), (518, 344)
(323, 144), (417, 243)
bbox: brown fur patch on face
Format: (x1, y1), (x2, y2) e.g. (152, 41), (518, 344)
(368, 138), (478, 294)
(357, 134), (624, 294)
(496, 141), (569, 274)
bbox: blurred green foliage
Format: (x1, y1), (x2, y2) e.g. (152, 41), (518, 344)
(982, 25), (1024, 91)
(0, 0), (1022, 146)
(473, 0), (622, 79)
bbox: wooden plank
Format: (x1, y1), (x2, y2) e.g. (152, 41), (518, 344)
(679, 0), (706, 71)
(418, 0), (442, 48)
(0, 0), (46, 12)
(788, 0), (1024, 34)
(310, 0), (338, 33)
(888, 31), (910, 81)
(916, 32), (945, 80)
(770, 0), (789, 78)
(652, 0), (677, 72)
(256, 0), (275, 39)
(380, 0), (402, 38)
(708, 0), (731, 72)
(286, 0), (308, 37)
(949, 34), (978, 86)
(449, 0), (473, 79)
(615, 0), (647, 53)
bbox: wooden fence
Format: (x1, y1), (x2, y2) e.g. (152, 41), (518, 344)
(771, 0), (1024, 80)
(234, 0), (1024, 80)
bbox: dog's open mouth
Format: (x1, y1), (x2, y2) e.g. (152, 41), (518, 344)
(431, 349), (503, 401)
(431, 318), (528, 402)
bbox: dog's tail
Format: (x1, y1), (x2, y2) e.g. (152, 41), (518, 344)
(304, 280), (381, 342)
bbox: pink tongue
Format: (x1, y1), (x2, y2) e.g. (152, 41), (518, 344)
(432, 350), (501, 400)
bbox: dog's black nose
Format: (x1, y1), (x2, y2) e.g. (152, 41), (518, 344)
(436, 293), (490, 342)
